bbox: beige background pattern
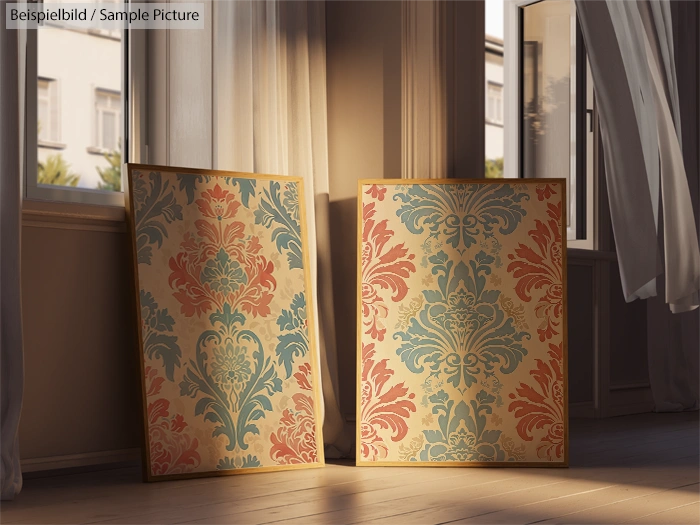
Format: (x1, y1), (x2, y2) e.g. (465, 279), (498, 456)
(358, 180), (567, 466)
(127, 165), (324, 480)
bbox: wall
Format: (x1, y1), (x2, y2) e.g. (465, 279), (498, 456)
(37, 27), (121, 189)
(326, 0), (486, 418)
(326, 0), (401, 417)
(19, 206), (140, 470)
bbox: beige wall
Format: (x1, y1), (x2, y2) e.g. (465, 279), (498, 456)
(326, 0), (486, 418)
(19, 216), (140, 465)
(326, 0), (403, 417)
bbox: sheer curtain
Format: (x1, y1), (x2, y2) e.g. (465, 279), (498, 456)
(401, 0), (448, 179)
(576, 0), (700, 313)
(214, 0), (352, 455)
(645, 0), (700, 412)
(576, 0), (700, 411)
(0, 1), (26, 500)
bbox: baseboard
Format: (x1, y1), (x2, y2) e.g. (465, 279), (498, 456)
(605, 402), (655, 418)
(21, 448), (141, 473)
(606, 386), (654, 417)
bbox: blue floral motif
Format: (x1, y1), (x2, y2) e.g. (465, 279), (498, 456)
(275, 293), (309, 379)
(394, 250), (530, 392)
(140, 290), (182, 381)
(393, 184), (529, 253)
(179, 304), (282, 453)
(200, 248), (247, 295)
(254, 181), (303, 270)
(216, 454), (261, 470)
(227, 178), (257, 208)
(133, 172), (183, 265)
(418, 389), (506, 462)
(211, 343), (252, 394)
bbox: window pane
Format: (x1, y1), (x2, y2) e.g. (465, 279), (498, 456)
(102, 112), (116, 151)
(485, 1), (504, 178)
(521, 0), (572, 208)
(37, 0), (123, 191)
(38, 100), (49, 142)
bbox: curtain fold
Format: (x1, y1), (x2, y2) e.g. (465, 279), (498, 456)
(0, 0), (26, 500)
(214, 0), (352, 456)
(576, 0), (700, 313)
(401, 0), (448, 179)
(577, 0), (700, 412)
(645, 0), (700, 413)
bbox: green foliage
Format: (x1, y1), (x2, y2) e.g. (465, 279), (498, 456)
(97, 144), (122, 192)
(485, 157), (504, 179)
(38, 153), (81, 187)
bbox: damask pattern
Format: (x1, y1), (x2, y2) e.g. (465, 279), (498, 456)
(358, 180), (566, 465)
(129, 167), (323, 480)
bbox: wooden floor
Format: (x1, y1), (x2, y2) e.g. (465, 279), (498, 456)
(3, 412), (698, 524)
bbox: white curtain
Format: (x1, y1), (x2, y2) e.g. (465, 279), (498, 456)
(645, 0), (700, 413)
(0, 0), (26, 500)
(576, 0), (700, 313)
(577, 0), (700, 412)
(401, 0), (448, 179)
(214, 0), (352, 456)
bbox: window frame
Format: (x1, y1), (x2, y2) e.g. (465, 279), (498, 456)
(504, 0), (594, 248)
(24, 4), (136, 208)
(93, 88), (122, 153)
(37, 76), (63, 146)
(486, 80), (504, 126)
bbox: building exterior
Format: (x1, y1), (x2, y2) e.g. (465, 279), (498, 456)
(37, 22), (121, 190)
(36, 28), (501, 187)
(485, 34), (504, 163)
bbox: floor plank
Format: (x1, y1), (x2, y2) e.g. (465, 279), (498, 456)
(1, 412), (698, 525)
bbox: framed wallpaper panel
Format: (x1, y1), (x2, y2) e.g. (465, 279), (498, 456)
(126, 164), (324, 481)
(357, 179), (568, 466)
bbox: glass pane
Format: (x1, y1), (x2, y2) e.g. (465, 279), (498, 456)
(485, 0), (504, 178)
(102, 112), (116, 151)
(521, 0), (572, 184)
(37, 0), (123, 191)
(38, 99), (49, 142)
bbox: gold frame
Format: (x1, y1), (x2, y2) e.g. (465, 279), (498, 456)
(126, 163), (325, 482)
(355, 178), (569, 468)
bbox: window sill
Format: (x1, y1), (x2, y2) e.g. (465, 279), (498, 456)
(38, 140), (66, 150)
(567, 248), (617, 262)
(87, 146), (112, 156)
(22, 199), (126, 233)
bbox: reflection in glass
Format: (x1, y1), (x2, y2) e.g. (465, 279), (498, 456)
(521, 0), (573, 226)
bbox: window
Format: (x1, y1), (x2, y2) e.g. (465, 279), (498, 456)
(487, 82), (504, 125)
(485, 3), (505, 178)
(504, 0), (594, 247)
(37, 78), (60, 145)
(95, 90), (121, 152)
(26, 0), (129, 205)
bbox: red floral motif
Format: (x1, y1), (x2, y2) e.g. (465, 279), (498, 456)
(145, 367), (201, 476)
(270, 364), (317, 465)
(168, 184), (276, 318)
(361, 343), (416, 461)
(507, 201), (563, 341)
(196, 184), (241, 220)
(293, 363), (313, 391)
(508, 342), (564, 460)
(365, 185), (387, 201)
(536, 183), (557, 202)
(362, 202), (416, 341)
